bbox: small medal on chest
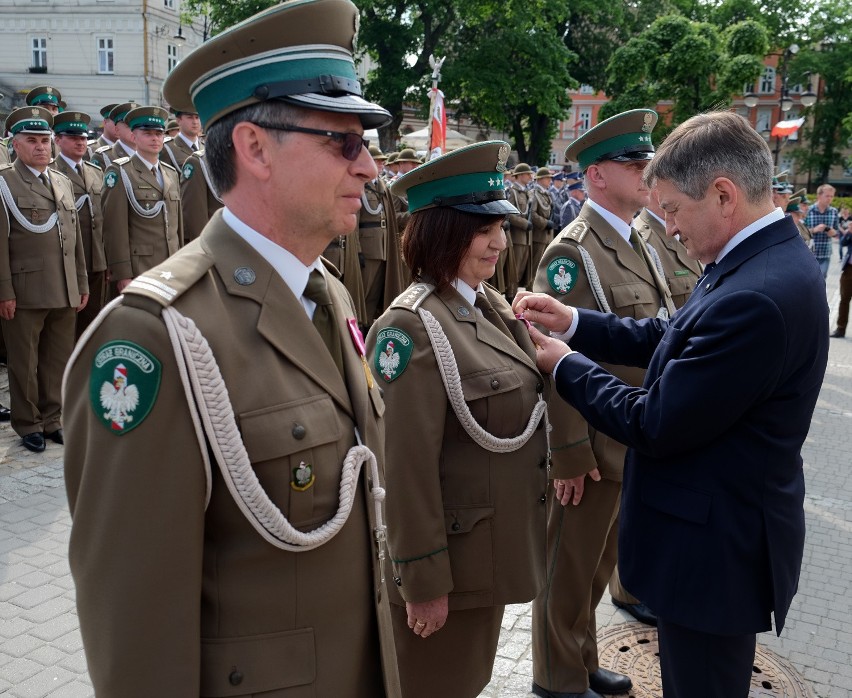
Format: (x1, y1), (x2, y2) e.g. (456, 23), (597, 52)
(347, 318), (374, 389)
(31, 209), (40, 224)
(291, 461), (315, 491)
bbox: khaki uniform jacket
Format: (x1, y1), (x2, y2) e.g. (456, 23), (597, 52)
(0, 140), (10, 166)
(160, 134), (196, 171)
(64, 212), (400, 697)
(0, 160), (88, 307)
(102, 154), (183, 281)
(359, 178), (406, 313)
(532, 205), (665, 481)
(179, 150), (223, 243)
(50, 157), (107, 274)
(91, 140), (135, 170)
(367, 283), (548, 611)
(95, 135), (114, 151)
(529, 184), (553, 244)
(634, 208), (702, 309)
(507, 183), (531, 245)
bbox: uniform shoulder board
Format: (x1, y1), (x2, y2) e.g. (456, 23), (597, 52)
(561, 217), (589, 244)
(159, 159), (178, 173)
(320, 256), (342, 279)
(164, 136), (175, 144)
(112, 156), (130, 167)
(390, 282), (435, 312)
(0, 163), (14, 173)
(95, 144), (112, 154)
(82, 159), (103, 172)
(194, 148), (205, 157)
(123, 244), (214, 309)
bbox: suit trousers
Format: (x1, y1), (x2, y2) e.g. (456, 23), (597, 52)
(836, 264), (852, 332)
(1, 307), (75, 436)
(532, 477), (621, 692)
(657, 617), (756, 698)
(390, 602), (504, 698)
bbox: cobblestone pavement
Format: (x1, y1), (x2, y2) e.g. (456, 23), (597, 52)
(1, 259), (850, 697)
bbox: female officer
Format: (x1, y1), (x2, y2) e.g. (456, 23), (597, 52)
(366, 141), (549, 697)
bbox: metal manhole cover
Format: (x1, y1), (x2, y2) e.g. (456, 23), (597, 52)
(597, 623), (812, 697)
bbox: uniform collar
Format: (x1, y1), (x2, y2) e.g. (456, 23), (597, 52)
(586, 198), (631, 243)
(59, 152), (82, 170)
(451, 278), (484, 307)
(177, 132), (198, 151)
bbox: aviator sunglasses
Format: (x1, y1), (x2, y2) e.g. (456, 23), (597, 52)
(253, 123), (369, 161)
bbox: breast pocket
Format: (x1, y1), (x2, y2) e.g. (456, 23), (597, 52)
(458, 365), (523, 441)
(610, 281), (659, 319)
(444, 505), (495, 595)
(239, 394), (346, 528)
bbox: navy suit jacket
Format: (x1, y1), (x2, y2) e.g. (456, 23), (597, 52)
(553, 216), (828, 635)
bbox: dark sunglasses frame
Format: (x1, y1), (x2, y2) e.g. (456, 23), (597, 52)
(252, 122), (369, 161)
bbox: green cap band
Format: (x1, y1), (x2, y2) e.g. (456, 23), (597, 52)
(578, 132), (653, 170)
(407, 171), (505, 213)
(31, 94), (59, 106)
(54, 120), (88, 134)
(10, 119), (50, 135)
(191, 50), (357, 130)
(129, 114), (166, 130)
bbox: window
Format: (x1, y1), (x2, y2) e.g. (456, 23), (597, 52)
(97, 37), (114, 74)
(31, 37), (47, 70)
(579, 84), (595, 95)
(549, 151), (558, 165)
(577, 107), (592, 134)
(164, 0), (175, 8)
(778, 155), (794, 174)
(759, 66), (776, 95)
(786, 109), (800, 141)
(756, 107), (772, 135)
(167, 43), (179, 72)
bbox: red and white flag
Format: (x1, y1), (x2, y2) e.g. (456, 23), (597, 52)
(771, 117), (805, 138)
(429, 88), (446, 158)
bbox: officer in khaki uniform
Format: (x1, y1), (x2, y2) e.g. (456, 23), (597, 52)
(506, 163), (534, 291)
(50, 111), (108, 336)
(25, 85), (62, 115)
(91, 102), (138, 170)
(531, 110), (675, 698)
(530, 166), (555, 275)
(160, 109), (202, 170)
(634, 192), (702, 309)
(63, 1), (400, 695)
(101, 106), (183, 293)
(0, 107), (88, 452)
(95, 103), (119, 150)
(179, 148), (223, 243)
(367, 141), (547, 698)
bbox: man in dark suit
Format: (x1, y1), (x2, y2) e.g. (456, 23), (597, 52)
(514, 111), (829, 697)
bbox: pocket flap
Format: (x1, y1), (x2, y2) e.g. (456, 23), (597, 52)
(200, 627), (315, 697)
(134, 188), (160, 200)
(460, 366), (521, 401)
(13, 257), (44, 273)
(444, 505), (494, 534)
(610, 282), (657, 309)
(240, 394), (342, 463)
(131, 244), (154, 257)
(168, 189), (180, 201)
(16, 195), (43, 209)
(641, 478), (711, 525)
(667, 275), (695, 297)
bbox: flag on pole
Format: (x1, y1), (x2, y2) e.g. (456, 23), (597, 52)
(429, 88), (446, 159)
(771, 117), (805, 138)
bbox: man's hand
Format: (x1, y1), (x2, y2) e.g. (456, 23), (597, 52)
(554, 469), (602, 506)
(406, 595), (449, 639)
(76, 294), (89, 313)
(0, 299), (16, 321)
(116, 278), (132, 292)
(814, 223), (827, 233)
(527, 324), (571, 374)
(513, 292), (574, 334)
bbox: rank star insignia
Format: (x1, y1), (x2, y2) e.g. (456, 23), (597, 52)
(159, 271), (173, 280)
(90, 341), (161, 434)
(488, 177), (495, 187)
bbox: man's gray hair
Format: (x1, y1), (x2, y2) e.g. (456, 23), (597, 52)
(643, 111), (773, 204)
(206, 101), (304, 195)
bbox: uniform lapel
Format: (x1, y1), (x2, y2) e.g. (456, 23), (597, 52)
(132, 154), (163, 192)
(54, 157), (85, 195)
(15, 159), (54, 201)
(585, 205), (653, 284)
(203, 217), (354, 418)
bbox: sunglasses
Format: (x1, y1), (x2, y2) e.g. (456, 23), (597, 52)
(253, 123), (369, 162)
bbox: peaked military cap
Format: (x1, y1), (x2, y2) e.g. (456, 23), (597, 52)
(391, 140), (519, 216)
(126, 106), (170, 131)
(386, 152), (399, 164)
(6, 106), (53, 135)
(53, 111), (91, 136)
(100, 104), (119, 119)
(552, 172), (566, 182)
(395, 148), (421, 164)
(513, 163), (533, 176)
(791, 188), (809, 205)
(109, 102), (140, 124)
(566, 109), (657, 171)
(368, 144), (387, 160)
(535, 167), (553, 180)
(566, 180), (585, 192)
(162, 0), (391, 130)
(26, 85), (62, 108)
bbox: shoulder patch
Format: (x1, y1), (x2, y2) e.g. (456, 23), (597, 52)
(390, 282), (435, 312)
(562, 218), (589, 243)
(547, 256), (578, 295)
(182, 162), (195, 180)
(374, 327), (413, 382)
(104, 170), (118, 188)
(90, 341), (161, 434)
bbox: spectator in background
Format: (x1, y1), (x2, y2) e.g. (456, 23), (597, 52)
(838, 205), (851, 261)
(804, 184), (839, 279)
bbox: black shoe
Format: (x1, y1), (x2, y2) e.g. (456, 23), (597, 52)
(22, 432), (45, 453)
(0, 403), (10, 421)
(45, 428), (64, 445)
(611, 596), (658, 626)
(588, 668), (632, 694)
(531, 683), (603, 698)
(830, 329), (845, 338)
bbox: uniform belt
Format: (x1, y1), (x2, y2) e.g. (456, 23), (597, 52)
(329, 236), (346, 249)
(360, 220), (387, 229)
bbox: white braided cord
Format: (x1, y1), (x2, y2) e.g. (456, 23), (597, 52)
(360, 186), (384, 216)
(576, 244), (611, 313)
(197, 156), (223, 204)
(161, 306), (386, 552)
(417, 307), (548, 453)
(119, 166), (168, 222)
(0, 177), (60, 233)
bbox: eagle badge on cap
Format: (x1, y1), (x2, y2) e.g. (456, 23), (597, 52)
(497, 144), (510, 172)
(31, 109), (39, 116)
(46, 86), (53, 94)
(74, 113), (81, 120)
(642, 113), (654, 133)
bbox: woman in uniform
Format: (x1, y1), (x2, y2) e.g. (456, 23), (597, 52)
(366, 141), (550, 697)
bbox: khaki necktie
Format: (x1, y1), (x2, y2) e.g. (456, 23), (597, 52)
(304, 270), (344, 376)
(39, 173), (50, 190)
(629, 227), (644, 257)
(475, 293), (514, 340)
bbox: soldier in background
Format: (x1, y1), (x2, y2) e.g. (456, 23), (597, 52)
(50, 111), (108, 336)
(91, 102), (138, 169)
(559, 171), (585, 228)
(0, 107), (88, 452)
(165, 119), (179, 138)
(160, 110), (202, 170)
(179, 148), (223, 243)
(530, 167), (555, 275)
(101, 106), (182, 293)
(25, 85), (62, 115)
(506, 163), (534, 291)
(385, 152), (400, 178)
(96, 104), (119, 150)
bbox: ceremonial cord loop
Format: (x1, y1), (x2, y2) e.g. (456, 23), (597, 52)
(0, 177), (60, 233)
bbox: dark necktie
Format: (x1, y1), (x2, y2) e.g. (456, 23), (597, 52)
(75, 164), (83, 177)
(304, 270), (344, 376)
(39, 173), (50, 190)
(475, 293), (514, 340)
(629, 228), (644, 257)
